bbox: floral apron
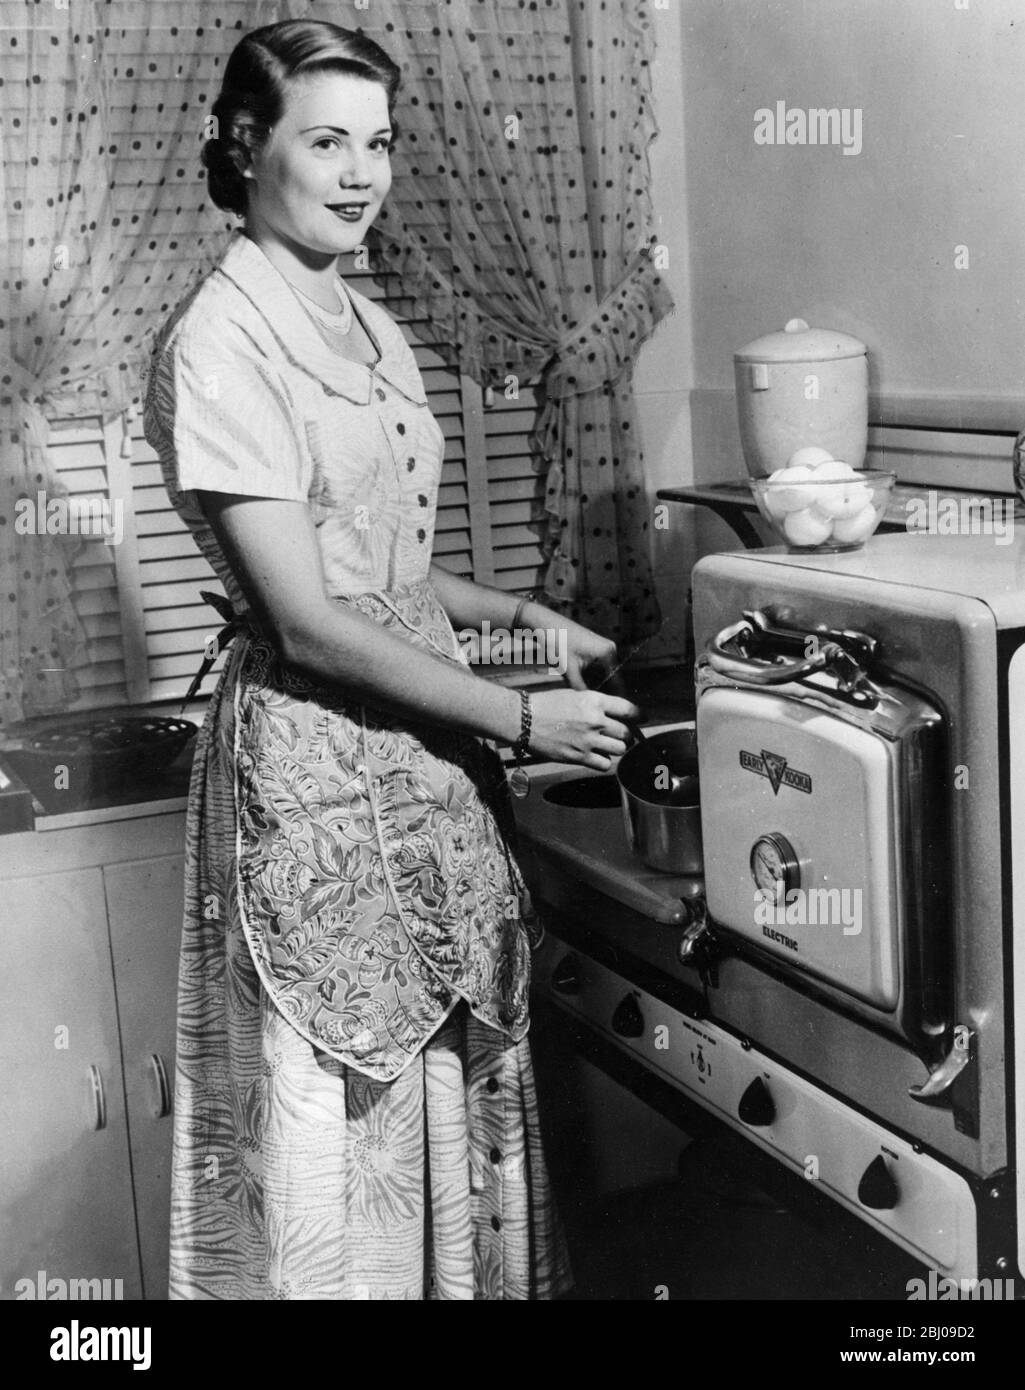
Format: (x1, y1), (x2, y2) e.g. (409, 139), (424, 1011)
(228, 579), (541, 1080)
(169, 580), (571, 1298)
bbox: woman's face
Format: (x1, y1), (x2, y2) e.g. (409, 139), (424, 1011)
(243, 71), (392, 259)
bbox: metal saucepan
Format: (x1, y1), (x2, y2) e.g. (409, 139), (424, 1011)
(616, 724), (703, 875)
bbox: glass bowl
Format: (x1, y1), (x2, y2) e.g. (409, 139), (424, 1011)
(748, 469), (896, 552)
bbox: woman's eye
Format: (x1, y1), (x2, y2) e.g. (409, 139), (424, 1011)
(311, 136), (389, 154)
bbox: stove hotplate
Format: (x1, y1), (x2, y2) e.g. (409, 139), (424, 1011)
(511, 723), (703, 926)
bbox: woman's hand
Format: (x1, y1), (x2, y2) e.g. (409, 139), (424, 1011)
(528, 688), (639, 769)
(561, 620), (620, 691)
(514, 600), (621, 692)
(425, 571), (628, 696)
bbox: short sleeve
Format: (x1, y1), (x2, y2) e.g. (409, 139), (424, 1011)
(165, 319), (312, 502)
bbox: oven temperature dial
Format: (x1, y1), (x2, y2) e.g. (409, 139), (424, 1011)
(750, 832), (801, 899)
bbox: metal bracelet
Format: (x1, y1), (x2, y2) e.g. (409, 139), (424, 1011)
(511, 592), (533, 630)
(512, 688), (533, 760)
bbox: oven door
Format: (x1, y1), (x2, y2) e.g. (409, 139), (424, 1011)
(695, 613), (950, 1057)
(699, 684), (902, 1009)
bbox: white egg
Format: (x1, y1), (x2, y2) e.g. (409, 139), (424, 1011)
(810, 458), (858, 481)
(830, 504), (879, 544)
(768, 464), (820, 513)
(761, 488), (791, 521)
(783, 507), (833, 546)
(786, 446), (836, 470)
(813, 480), (872, 520)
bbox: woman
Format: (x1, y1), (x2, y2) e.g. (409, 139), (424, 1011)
(144, 18), (638, 1300)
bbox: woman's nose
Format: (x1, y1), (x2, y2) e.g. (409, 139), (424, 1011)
(340, 147), (373, 186)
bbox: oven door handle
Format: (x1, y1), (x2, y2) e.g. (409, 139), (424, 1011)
(908, 1025), (976, 1106)
(705, 617), (839, 686)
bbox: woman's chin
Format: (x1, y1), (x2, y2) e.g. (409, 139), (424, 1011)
(323, 208), (376, 243)
(255, 217), (372, 261)
(328, 231), (370, 255)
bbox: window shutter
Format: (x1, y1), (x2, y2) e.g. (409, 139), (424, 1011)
(46, 418), (130, 710)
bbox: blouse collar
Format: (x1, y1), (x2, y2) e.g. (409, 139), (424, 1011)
(215, 231), (427, 406)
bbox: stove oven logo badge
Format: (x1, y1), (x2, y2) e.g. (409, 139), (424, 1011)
(740, 748), (812, 796)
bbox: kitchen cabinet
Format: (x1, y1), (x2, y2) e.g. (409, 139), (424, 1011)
(0, 868), (142, 1299)
(104, 855), (183, 1300)
(0, 805), (185, 1301)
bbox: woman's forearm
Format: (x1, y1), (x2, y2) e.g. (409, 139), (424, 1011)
(280, 601), (522, 743)
(429, 564), (558, 634)
(195, 495), (522, 742)
(428, 563), (520, 630)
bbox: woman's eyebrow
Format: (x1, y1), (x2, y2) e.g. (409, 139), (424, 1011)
(300, 124), (393, 136)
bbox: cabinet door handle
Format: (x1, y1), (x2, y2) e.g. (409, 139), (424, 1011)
(148, 1053), (172, 1119)
(87, 1064), (107, 1131)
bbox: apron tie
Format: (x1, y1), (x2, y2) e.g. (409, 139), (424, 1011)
(179, 590), (253, 715)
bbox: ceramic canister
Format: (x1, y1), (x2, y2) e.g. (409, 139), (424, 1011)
(734, 318), (869, 477)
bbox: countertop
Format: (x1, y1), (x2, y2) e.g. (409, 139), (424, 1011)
(0, 698), (196, 831)
(511, 757), (702, 926)
(509, 684), (703, 930)
(0, 661), (693, 833)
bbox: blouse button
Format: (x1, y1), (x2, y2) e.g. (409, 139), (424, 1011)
(418, 494), (428, 507)
(406, 457), (416, 472)
(486, 1077), (500, 1093)
(490, 1147), (502, 1165)
(396, 422), (406, 435)
(375, 387), (387, 401)
(491, 1216), (502, 1232)
(417, 528), (426, 543)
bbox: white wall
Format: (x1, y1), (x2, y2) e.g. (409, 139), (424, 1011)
(635, 0), (1025, 657)
(634, 1), (696, 661)
(682, 0), (1025, 408)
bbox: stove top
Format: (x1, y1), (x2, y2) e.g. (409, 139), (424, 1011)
(719, 530), (1025, 628)
(512, 724), (703, 926)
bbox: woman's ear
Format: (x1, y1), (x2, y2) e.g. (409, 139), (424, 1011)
(239, 140), (258, 184)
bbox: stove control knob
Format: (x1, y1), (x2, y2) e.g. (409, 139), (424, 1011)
(738, 1076), (776, 1127)
(552, 953), (581, 995)
(611, 993), (645, 1038)
(857, 1155), (900, 1211)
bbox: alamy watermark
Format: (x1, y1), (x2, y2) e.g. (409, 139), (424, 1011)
(50, 1321), (151, 1371)
(754, 885), (863, 938)
(905, 491), (1015, 545)
(14, 1269), (124, 1299)
(457, 620), (567, 675)
(13, 491), (124, 546)
(754, 102), (863, 156)
(906, 1270), (1016, 1301)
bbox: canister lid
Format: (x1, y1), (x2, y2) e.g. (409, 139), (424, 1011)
(735, 318), (867, 363)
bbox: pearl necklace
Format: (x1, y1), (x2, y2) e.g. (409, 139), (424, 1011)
(289, 278), (354, 335)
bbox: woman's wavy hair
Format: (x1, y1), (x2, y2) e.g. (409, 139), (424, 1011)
(202, 20), (401, 218)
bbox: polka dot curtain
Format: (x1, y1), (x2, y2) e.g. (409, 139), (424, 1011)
(1, 0), (673, 726)
(348, 0), (676, 645)
(0, 0), (285, 724)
